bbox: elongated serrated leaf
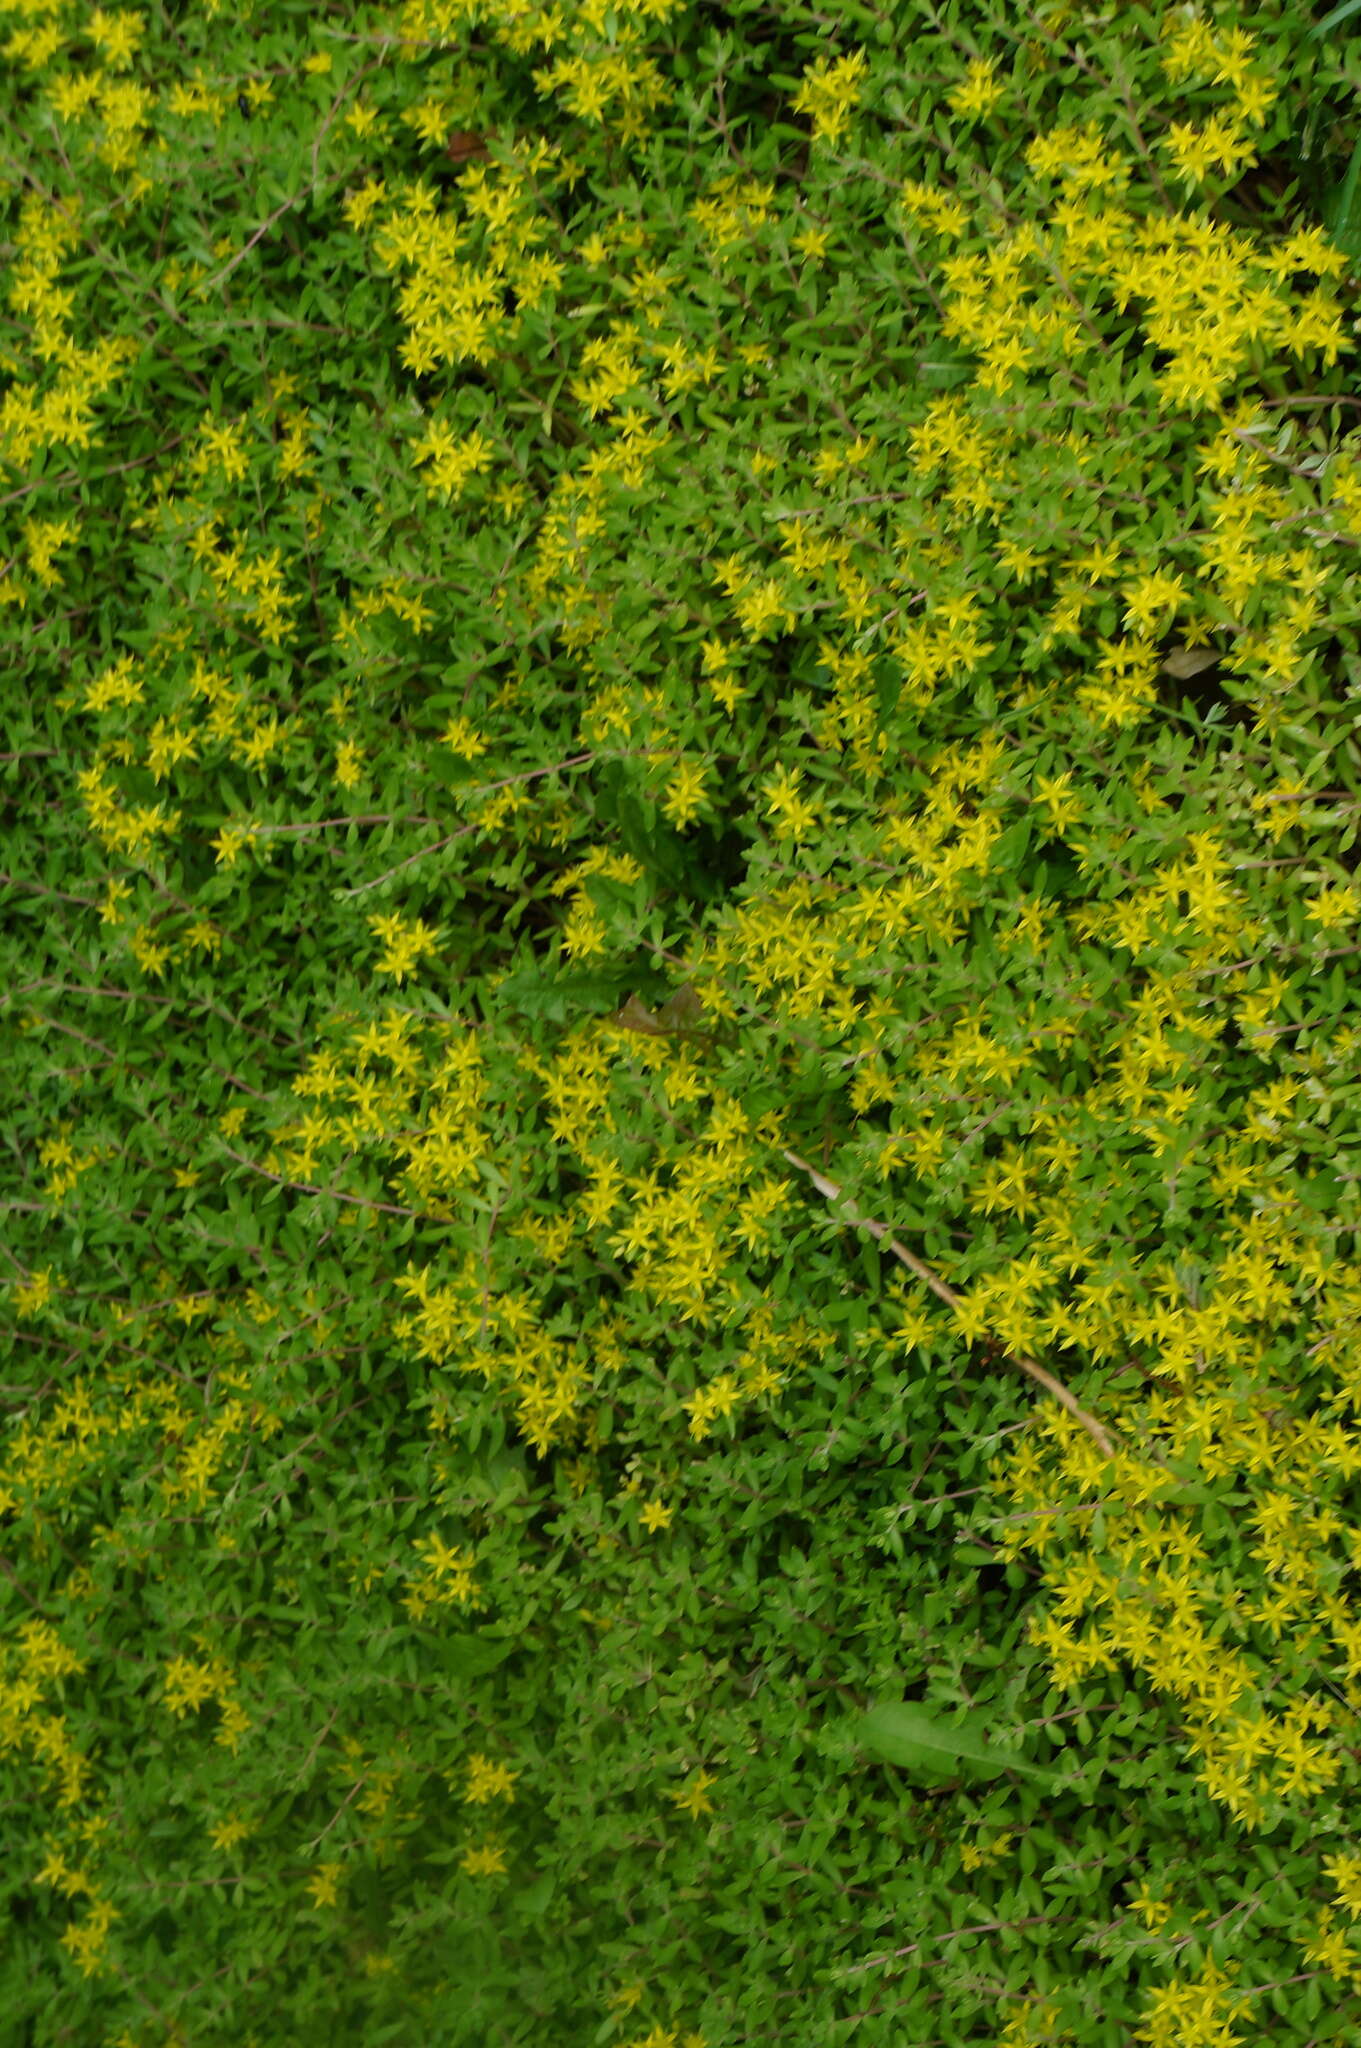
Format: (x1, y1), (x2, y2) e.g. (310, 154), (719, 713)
(1323, 133), (1361, 256)
(1309, 0), (1361, 37)
(498, 966), (629, 1020)
(916, 353), (973, 388)
(856, 1702), (1059, 1785)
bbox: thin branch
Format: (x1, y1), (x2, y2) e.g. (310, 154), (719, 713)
(831, 1911), (1075, 1980)
(334, 750), (599, 897)
(781, 1151), (1117, 1458)
(217, 1143), (421, 1218)
(201, 191), (303, 293)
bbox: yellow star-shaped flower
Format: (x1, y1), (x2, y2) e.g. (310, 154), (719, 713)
(670, 1770), (716, 1819)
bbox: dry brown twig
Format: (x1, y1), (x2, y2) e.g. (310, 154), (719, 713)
(781, 1150), (1117, 1459)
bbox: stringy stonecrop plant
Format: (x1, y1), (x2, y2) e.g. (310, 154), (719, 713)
(6, 0), (1361, 2040)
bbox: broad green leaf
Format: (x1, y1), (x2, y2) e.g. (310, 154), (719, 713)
(856, 1702), (1061, 1786)
(436, 1633), (517, 1680)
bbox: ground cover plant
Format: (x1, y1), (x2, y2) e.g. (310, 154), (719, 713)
(6, 0), (1361, 2042)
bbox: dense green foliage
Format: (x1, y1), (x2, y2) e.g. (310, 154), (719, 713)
(6, 1), (1361, 2042)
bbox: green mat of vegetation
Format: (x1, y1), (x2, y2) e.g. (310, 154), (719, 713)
(7, 1), (1361, 2041)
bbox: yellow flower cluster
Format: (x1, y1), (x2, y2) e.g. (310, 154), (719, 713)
(791, 49), (868, 146)
(462, 1752), (518, 1803)
(411, 418), (495, 500)
(163, 1652), (252, 1750)
(38, 1124), (111, 1204)
(367, 910), (441, 982)
(405, 1530), (480, 1617)
(1135, 1957), (1252, 2048)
